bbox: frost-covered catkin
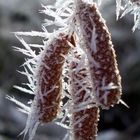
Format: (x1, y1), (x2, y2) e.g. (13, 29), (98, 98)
(35, 33), (73, 123)
(75, 0), (122, 109)
(70, 51), (99, 140)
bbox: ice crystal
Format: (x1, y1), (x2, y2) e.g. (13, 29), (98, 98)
(114, 0), (140, 31)
(122, 0), (140, 31)
(97, 0), (140, 30)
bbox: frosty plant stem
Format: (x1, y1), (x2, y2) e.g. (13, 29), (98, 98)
(8, 0), (138, 140)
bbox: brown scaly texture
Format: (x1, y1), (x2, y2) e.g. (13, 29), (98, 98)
(70, 52), (99, 140)
(35, 33), (73, 123)
(75, 0), (122, 108)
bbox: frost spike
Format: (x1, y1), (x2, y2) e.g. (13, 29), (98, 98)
(75, 0), (122, 109)
(116, 0), (122, 20)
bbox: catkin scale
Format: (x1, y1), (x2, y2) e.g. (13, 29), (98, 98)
(75, 0), (122, 108)
(70, 52), (99, 140)
(36, 33), (72, 123)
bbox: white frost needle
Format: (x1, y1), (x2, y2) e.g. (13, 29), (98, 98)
(13, 46), (33, 57)
(15, 31), (50, 38)
(55, 122), (70, 129)
(15, 35), (36, 58)
(13, 86), (34, 95)
(119, 99), (129, 108)
(6, 95), (30, 113)
(28, 44), (44, 48)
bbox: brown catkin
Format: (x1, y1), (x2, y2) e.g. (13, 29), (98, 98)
(35, 33), (73, 123)
(70, 51), (99, 140)
(75, 0), (122, 108)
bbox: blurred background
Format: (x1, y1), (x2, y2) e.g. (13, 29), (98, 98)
(0, 0), (140, 140)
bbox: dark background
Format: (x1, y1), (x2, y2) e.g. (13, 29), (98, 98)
(0, 0), (140, 140)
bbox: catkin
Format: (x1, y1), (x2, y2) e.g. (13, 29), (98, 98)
(70, 51), (99, 140)
(75, 0), (122, 108)
(35, 33), (73, 123)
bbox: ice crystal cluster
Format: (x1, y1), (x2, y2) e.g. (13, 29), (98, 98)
(116, 0), (140, 31)
(8, 0), (138, 140)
